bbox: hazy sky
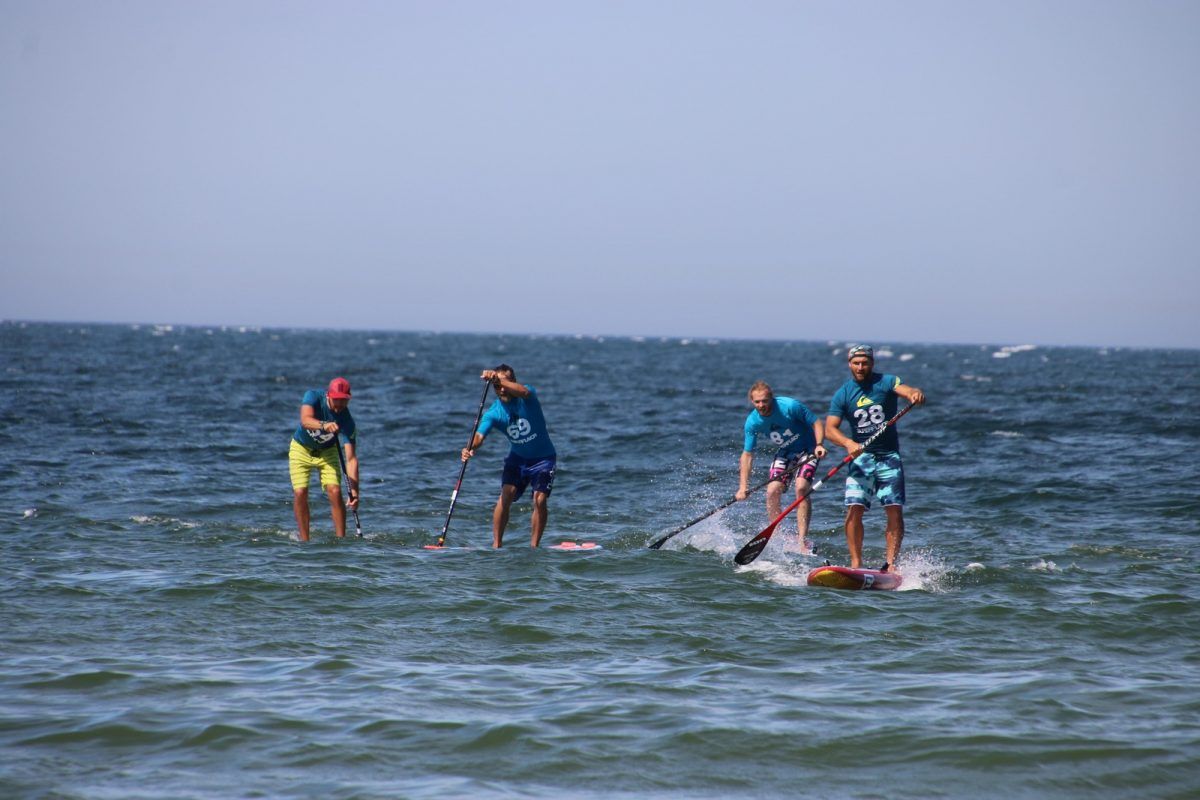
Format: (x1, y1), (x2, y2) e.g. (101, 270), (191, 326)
(3, 1), (1197, 348)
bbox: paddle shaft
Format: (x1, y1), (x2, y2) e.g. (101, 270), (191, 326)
(436, 378), (491, 547)
(333, 435), (362, 538)
(647, 439), (814, 550)
(733, 404), (914, 565)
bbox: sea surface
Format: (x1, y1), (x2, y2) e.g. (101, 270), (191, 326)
(2, 321), (1198, 799)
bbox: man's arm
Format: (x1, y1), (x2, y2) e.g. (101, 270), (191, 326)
(735, 451), (754, 500)
(461, 431), (485, 462)
(811, 420), (828, 458)
(895, 383), (926, 405)
(342, 440), (360, 507)
(300, 403), (336, 434)
(482, 370), (530, 398)
(825, 414), (862, 458)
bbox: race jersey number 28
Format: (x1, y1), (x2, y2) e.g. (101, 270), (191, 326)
(853, 405), (885, 430)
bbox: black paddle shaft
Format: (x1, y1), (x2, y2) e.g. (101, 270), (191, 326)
(436, 378), (492, 546)
(333, 436), (362, 538)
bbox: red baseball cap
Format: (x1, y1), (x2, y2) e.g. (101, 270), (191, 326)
(327, 377), (352, 399)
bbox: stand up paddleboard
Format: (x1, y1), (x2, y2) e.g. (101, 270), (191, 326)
(806, 565), (902, 591)
(422, 541), (602, 552)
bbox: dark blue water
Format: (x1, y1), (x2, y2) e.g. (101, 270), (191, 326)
(2, 321), (1198, 799)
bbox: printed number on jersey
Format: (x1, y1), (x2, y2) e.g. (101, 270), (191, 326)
(769, 429), (795, 445)
(853, 405), (885, 432)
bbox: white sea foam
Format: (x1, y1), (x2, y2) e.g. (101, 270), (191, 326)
(738, 557), (808, 588)
(995, 344), (1037, 358)
(991, 430), (1022, 438)
(131, 515), (199, 529)
(1030, 558), (1059, 573)
(899, 353), (914, 361)
(893, 549), (951, 592)
(664, 513), (740, 557)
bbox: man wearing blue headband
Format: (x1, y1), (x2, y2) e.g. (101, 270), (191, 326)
(825, 345), (925, 570)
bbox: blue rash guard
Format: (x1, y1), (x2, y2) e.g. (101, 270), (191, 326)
(477, 386), (556, 460)
(828, 373), (903, 454)
(292, 390), (357, 451)
(743, 396), (819, 457)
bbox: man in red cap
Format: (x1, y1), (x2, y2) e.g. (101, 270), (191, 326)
(289, 377), (359, 540)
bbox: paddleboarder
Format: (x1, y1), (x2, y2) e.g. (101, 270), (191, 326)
(736, 381), (827, 554)
(824, 345), (925, 570)
(460, 364), (557, 548)
(289, 377), (359, 541)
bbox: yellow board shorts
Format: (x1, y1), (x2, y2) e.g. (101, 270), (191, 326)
(289, 439), (342, 491)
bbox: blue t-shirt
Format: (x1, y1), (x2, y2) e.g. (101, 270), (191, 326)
(292, 390), (357, 451)
(743, 396), (818, 457)
(477, 385), (556, 460)
(828, 373), (902, 453)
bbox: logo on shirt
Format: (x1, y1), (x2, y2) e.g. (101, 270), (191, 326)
(507, 418), (533, 442)
(856, 395), (874, 408)
(769, 428), (795, 446)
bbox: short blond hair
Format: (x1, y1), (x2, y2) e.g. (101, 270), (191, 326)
(747, 380), (772, 402)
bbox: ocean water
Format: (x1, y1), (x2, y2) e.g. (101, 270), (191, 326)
(2, 321), (1198, 799)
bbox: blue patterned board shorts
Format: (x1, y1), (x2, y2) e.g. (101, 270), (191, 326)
(844, 450), (905, 508)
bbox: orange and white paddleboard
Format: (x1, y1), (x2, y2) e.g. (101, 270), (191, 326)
(806, 565), (902, 591)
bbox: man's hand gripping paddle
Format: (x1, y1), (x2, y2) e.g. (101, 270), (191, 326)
(733, 404), (915, 565)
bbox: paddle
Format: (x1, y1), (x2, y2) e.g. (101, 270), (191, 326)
(333, 436), (362, 538)
(432, 378), (491, 548)
(647, 434), (812, 550)
(733, 404), (915, 565)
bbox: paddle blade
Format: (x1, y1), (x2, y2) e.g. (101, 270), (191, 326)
(733, 523), (778, 565)
(647, 534), (671, 550)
